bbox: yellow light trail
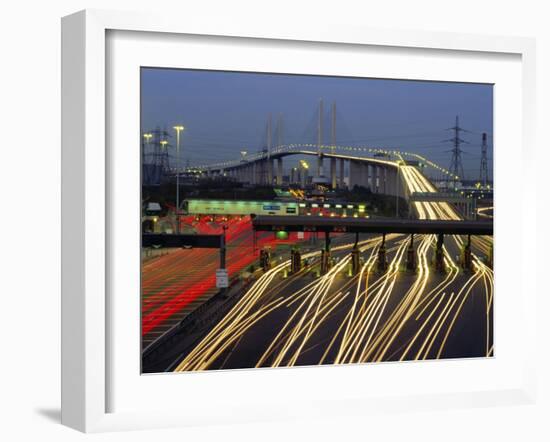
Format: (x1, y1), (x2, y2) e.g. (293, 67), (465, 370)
(174, 163), (493, 371)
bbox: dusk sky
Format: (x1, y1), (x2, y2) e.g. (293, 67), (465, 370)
(141, 68), (493, 180)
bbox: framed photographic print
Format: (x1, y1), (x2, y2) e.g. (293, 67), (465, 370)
(62, 9), (537, 432)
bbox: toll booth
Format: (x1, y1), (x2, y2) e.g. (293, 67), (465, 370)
(406, 234), (416, 272)
(351, 248), (360, 275)
(434, 234), (445, 273)
(461, 235), (472, 272)
(260, 248), (271, 272)
(320, 232), (332, 274)
(291, 248), (302, 273)
(377, 234), (388, 273)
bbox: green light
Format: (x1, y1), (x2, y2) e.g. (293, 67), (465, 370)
(276, 231), (288, 240)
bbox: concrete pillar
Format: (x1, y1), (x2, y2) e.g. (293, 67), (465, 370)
(330, 157), (337, 188)
(267, 159), (273, 185)
(396, 167), (403, 197)
(357, 161), (368, 187)
(371, 165), (378, 192)
(276, 158), (283, 186)
(252, 162), (258, 185)
(349, 161), (361, 189)
(317, 155), (323, 178)
(390, 168), (397, 196)
(339, 158), (345, 188)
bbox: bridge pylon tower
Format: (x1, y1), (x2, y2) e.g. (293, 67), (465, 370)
(317, 98), (324, 178)
(330, 101), (337, 189)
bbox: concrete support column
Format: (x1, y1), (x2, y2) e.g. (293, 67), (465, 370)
(330, 157), (337, 188)
(396, 167), (403, 197)
(367, 164), (372, 190)
(267, 159), (273, 185)
(339, 158), (345, 188)
(276, 158), (283, 186)
(252, 162), (258, 185)
(386, 168), (394, 195)
(371, 165), (378, 192)
(391, 168), (398, 196)
(317, 155), (323, 178)
(349, 161), (361, 189)
(363, 163), (370, 187)
(261, 160), (267, 185)
(382, 167), (387, 194)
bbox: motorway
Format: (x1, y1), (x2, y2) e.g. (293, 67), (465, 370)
(141, 164), (493, 370)
(167, 165), (493, 371)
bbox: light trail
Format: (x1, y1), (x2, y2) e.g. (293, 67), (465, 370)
(171, 164), (493, 371)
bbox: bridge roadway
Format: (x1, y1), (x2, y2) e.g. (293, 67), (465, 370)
(197, 144), (403, 196)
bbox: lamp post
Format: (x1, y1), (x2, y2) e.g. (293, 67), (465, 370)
(300, 160), (309, 188)
(143, 132), (153, 147)
(173, 125), (185, 233)
(143, 133), (153, 183)
(395, 165), (400, 218)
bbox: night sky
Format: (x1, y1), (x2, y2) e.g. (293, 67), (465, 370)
(141, 68), (493, 180)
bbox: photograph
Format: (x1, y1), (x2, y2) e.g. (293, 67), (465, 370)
(140, 68), (494, 373)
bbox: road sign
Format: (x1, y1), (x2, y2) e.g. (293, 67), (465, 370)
(216, 269), (229, 288)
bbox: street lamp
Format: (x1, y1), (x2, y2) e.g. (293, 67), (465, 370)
(173, 125), (185, 233)
(143, 133), (153, 162)
(299, 160), (309, 188)
(395, 165), (400, 218)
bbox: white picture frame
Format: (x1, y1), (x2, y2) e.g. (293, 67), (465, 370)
(61, 9), (537, 433)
